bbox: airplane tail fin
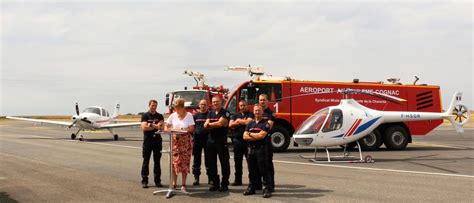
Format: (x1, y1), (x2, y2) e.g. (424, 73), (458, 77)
(112, 102), (120, 118)
(444, 92), (470, 133)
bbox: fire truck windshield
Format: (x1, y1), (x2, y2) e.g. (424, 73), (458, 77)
(295, 108), (329, 135)
(173, 91), (207, 108)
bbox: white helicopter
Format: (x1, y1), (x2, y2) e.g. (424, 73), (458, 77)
(293, 89), (470, 163)
(6, 103), (141, 141)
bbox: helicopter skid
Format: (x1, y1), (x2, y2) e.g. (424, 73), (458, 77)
(299, 141), (375, 163)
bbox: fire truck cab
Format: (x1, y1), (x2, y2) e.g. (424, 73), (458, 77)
(165, 70), (228, 114)
(223, 77), (443, 152)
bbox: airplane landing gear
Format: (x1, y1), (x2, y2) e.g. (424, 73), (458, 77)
(107, 129), (119, 141)
(78, 134), (84, 141)
(72, 129), (82, 140)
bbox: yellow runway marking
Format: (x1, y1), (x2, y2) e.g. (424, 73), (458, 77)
(25, 126), (52, 130)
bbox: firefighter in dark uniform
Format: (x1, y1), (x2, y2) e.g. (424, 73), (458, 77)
(192, 99), (211, 186)
(243, 105), (272, 198)
(229, 100), (254, 186)
(140, 99), (164, 188)
(259, 94), (275, 192)
(204, 96), (231, 192)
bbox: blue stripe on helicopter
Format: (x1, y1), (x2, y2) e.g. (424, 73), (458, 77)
(353, 117), (382, 135)
(332, 133), (345, 138)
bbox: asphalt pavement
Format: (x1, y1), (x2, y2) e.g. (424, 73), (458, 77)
(0, 120), (473, 202)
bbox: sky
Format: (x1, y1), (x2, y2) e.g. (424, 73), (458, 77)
(1, 0), (472, 116)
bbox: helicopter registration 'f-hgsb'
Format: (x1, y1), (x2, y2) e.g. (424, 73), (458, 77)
(293, 90), (469, 162)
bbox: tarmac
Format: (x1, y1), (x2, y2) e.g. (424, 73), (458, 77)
(0, 120), (473, 202)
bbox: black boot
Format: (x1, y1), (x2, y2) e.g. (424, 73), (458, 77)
(209, 184), (219, 191)
(209, 176), (220, 191)
(193, 176), (200, 186)
(263, 188), (272, 198)
(231, 178), (242, 186)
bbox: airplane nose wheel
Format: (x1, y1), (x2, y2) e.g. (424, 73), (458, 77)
(71, 133), (76, 140)
(114, 134), (119, 140)
(78, 134), (84, 141)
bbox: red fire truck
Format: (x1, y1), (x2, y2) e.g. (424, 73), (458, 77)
(165, 70), (229, 114)
(166, 67), (443, 152)
(223, 71), (443, 152)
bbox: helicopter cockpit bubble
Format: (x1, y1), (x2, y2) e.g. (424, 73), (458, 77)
(295, 108), (330, 135)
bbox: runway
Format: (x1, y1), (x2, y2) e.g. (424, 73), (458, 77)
(0, 120), (473, 202)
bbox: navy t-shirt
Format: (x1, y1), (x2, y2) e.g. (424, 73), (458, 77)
(207, 108), (230, 139)
(230, 111), (255, 141)
(193, 110), (209, 139)
(141, 111), (164, 142)
(263, 107), (275, 122)
(245, 119), (270, 147)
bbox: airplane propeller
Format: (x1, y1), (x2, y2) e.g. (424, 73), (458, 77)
(81, 117), (92, 124)
(68, 119), (77, 129)
(68, 103), (81, 129)
(75, 103), (80, 115)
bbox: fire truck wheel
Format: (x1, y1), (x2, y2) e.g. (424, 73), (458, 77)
(358, 130), (382, 151)
(384, 125), (409, 150)
(270, 126), (291, 152)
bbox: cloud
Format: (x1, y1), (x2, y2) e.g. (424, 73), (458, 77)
(1, 1), (472, 115)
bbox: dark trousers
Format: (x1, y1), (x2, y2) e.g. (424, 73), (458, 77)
(247, 146), (271, 191)
(232, 138), (248, 181)
(141, 142), (162, 184)
(192, 137), (209, 178)
(267, 144), (275, 189)
(207, 137), (230, 187)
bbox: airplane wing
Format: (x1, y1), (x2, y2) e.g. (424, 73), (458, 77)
(6, 116), (73, 126)
(98, 122), (141, 129)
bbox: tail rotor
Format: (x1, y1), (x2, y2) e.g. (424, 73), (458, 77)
(452, 105), (469, 124)
(445, 92), (470, 133)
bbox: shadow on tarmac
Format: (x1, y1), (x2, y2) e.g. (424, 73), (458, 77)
(285, 146), (471, 154)
(187, 184), (332, 199)
(0, 192), (19, 203)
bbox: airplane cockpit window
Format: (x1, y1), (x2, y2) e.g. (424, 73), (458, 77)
(83, 107), (101, 115)
(295, 108), (329, 135)
(101, 109), (110, 117)
(101, 108), (105, 117)
(322, 109), (343, 133)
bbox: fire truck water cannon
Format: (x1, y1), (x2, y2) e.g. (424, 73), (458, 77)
(226, 65), (265, 78)
(183, 70), (206, 88)
(166, 69), (231, 114)
(182, 70), (229, 94)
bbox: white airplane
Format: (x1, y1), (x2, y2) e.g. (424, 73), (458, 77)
(6, 103), (141, 141)
(293, 89), (470, 163)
